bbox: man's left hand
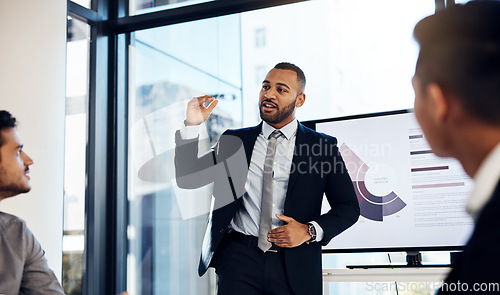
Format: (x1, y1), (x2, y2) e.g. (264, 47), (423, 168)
(268, 214), (311, 248)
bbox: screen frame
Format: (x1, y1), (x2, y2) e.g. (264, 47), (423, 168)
(302, 109), (467, 254)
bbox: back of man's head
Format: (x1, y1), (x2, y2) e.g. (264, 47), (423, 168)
(0, 110), (17, 150)
(414, 1), (500, 125)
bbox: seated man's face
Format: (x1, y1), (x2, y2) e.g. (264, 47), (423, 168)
(0, 128), (33, 197)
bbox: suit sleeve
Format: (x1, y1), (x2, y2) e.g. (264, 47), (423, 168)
(439, 184), (500, 293)
(315, 142), (360, 246)
(20, 224), (65, 295)
(174, 130), (219, 189)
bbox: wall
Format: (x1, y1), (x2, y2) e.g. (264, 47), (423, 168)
(0, 0), (66, 279)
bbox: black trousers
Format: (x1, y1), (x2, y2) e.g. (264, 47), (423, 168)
(214, 231), (295, 295)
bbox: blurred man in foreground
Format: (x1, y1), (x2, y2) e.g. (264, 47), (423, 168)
(412, 2), (500, 293)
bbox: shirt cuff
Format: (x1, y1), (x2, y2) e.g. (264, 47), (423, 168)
(180, 122), (200, 139)
(309, 221), (324, 242)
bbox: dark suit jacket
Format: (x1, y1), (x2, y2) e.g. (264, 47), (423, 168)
(438, 181), (500, 294)
(175, 122), (360, 295)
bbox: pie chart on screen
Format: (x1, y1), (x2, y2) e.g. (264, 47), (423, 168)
(340, 143), (406, 221)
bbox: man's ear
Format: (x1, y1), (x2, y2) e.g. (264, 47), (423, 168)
(295, 93), (306, 108)
(426, 82), (449, 124)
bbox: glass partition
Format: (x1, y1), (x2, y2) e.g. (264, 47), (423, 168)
(128, 13), (242, 295)
(127, 0), (435, 294)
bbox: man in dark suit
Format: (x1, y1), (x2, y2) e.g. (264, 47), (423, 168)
(412, 2), (500, 293)
(175, 62), (359, 295)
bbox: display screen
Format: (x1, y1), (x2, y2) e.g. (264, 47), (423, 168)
(305, 110), (474, 252)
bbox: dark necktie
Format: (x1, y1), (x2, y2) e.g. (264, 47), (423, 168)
(258, 130), (282, 252)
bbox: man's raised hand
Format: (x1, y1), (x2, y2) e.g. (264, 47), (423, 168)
(185, 95), (218, 126)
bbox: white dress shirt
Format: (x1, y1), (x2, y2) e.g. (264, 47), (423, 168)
(466, 143), (500, 221)
(180, 120), (324, 241)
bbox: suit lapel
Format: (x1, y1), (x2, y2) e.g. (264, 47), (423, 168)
(240, 123), (262, 167)
(237, 122), (309, 210)
(285, 123), (310, 206)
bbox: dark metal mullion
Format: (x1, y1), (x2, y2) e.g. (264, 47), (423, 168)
(113, 32), (129, 293)
(106, 0), (309, 34)
(84, 21), (111, 295)
(91, 0), (98, 12)
(435, 0), (445, 12)
(105, 33), (121, 295)
(106, 32), (118, 295)
(107, 0), (129, 293)
(83, 0), (112, 292)
(108, 26), (129, 295)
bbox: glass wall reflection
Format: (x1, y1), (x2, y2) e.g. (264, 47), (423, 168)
(128, 14), (242, 295)
(127, 0), (435, 294)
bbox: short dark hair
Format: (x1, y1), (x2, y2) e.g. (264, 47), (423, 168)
(413, 1), (500, 125)
(0, 110), (17, 149)
(274, 62), (306, 93)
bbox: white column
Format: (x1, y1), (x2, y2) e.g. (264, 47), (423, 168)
(0, 0), (67, 279)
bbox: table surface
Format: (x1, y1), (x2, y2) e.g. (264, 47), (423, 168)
(323, 267), (451, 282)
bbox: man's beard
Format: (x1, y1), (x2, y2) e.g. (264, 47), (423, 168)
(0, 166), (31, 199)
(259, 98), (296, 125)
